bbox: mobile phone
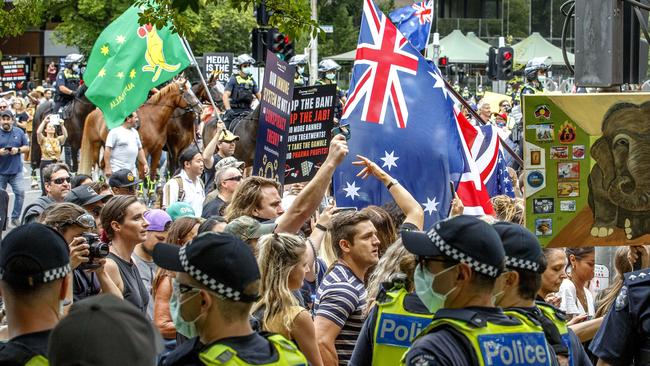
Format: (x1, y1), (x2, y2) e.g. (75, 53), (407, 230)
(332, 124), (351, 140)
(333, 207), (357, 214)
(50, 115), (60, 125)
(449, 181), (456, 196)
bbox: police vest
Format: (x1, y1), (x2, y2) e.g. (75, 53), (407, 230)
(535, 302), (573, 366)
(407, 309), (553, 366)
(294, 75), (306, 87)
(198, 333), (308, 366)
(372, 288), (433, 366)
(231, 75), (255, 109)
(26, 356), (48, 366)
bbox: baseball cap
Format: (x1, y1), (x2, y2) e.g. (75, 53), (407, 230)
(224, 215), (277, 241)
(402, 215), (505, 278)
(108, 169), (139, 188)
(64, 185), (112, 206)
(0, 223), (70, 286)
(493, 222), (545, 273)
(0, 110), (12, 118)
(153, 232), (260, 302)
(214, 157), (245, 172)
(144, 209), (172, 232)
(48, 294), (163, 366)
(219, 130), (240, 142)
(166, 201), (195, 221)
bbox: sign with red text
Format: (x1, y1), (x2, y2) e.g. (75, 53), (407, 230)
(285, 84), (336, 184)
(0, 58), (29, 91)
(253, 51), (295, 185)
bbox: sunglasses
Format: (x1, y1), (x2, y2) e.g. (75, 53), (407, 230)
(224, 175), (243, 182)
(51, 176), (71, 185)
(64, 213), (96, 229)
(0, 106), (6, 109)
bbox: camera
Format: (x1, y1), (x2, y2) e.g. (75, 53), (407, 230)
(79, 233), (109, 270)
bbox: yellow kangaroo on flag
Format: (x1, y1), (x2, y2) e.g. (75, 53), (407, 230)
(138, 24), (181, 82)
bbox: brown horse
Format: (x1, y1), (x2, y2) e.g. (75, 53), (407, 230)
(202, 105), (260, 167)
(79, 80), (201, 177)
(31, 85), (96, 172)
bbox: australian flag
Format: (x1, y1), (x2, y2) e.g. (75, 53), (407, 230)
(333, 0), (465, 226)
(389, 0), (433, 51)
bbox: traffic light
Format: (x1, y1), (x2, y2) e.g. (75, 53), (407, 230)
(267, 29), (294, 61)
(487, 47), (497, 80)
(496, 46), (514, 80)
(251, 28), (269, 64)
(438, 56), (448, 67)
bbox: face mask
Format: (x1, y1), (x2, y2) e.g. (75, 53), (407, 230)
(170, 282), (202, 338)
(297, 66), (305, 75)
(72, 64), (79, 72)
(325, 72), (336, 80)
(242, 66), (252, 75)
(491, 290), (505, 305)
(537, 75), (546, 84)
(414, 263), (458, 313)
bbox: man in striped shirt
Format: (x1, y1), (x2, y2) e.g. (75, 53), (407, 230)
(315, 211), (380, 365)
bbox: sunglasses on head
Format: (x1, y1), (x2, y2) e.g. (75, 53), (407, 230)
(64, 213), (96, 229)
(224, 175), (243, 182)
(51, 176), (71, 185)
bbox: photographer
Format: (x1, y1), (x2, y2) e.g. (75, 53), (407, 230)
(36, 114), (67, 194)
(40, 202), (121, 301)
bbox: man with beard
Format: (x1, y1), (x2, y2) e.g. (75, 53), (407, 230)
(0, 110), (29, 227)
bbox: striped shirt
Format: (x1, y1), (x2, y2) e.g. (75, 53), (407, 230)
(315, 263), (367, 365)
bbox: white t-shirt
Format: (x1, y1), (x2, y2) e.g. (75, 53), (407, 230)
(559, 278), (595, 317)
(163, 170), (205, 217)
(105, 126), (142, 173)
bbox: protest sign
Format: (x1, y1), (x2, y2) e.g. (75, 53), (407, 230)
(285, 84), (336, 184)
(1, 58), (29, 91)
(203, 53), (233, 83)
(253, 50), (295, 185)
(523, 93), (650, 247)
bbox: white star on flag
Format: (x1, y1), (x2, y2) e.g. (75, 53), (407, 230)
(503, 176), (511, 184)
(381, 151), (399, 171)
(343, 181), (361, 200)
(422, 197), (439, 215)
(429, 71), (449, 99)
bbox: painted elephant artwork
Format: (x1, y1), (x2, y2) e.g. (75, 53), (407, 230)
(588, 101), (650, 239)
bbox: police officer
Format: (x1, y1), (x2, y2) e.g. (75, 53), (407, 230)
(521, 56), (551, 98)
(590, 256), (650, 365)
(289, 55), (309, 87)
(222, 54), (261, 128)
(0, 223), (72, 366)
(401, 215), (554, 366)
(154, 232), (308, 366)
(315, 59), (346, 121)
(53, 53), (84, 116)
(492, 222), (592, 366)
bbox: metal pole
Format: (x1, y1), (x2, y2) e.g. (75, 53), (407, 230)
(443, 77), (523, 166)
(181, 37), (218, 111)
(309, 0), (318, 85)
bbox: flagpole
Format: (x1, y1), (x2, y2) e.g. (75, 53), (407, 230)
(180, 37), (219, 113)
(442, 78), (524, 167)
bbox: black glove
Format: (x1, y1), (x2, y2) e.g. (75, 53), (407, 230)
(223, 109), (234, 121)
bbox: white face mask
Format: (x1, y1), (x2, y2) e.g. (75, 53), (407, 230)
(241, 66), (252, 75)
(297, 66), (305, 75)
(537, 75), (547, 84)
(325, 72), (336, 80)
(72, 64), (80, 73)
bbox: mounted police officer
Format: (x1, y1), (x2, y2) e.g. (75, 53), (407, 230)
(401, 216), (555, 366)
(288, 55), (309, 87)
(492, 222), (592, 366)
(222, 54), (261, 128)
(315, 59), (346, 122)
(155, 232), (308, 366)
(53, 53), (84, 117)
(521, 56), (551, 99)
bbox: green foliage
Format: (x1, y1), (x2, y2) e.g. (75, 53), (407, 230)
(184, 2), (257, 55)
(0, 0), (49, 37)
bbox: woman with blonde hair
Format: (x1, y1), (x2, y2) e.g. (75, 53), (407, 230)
(12, 97), (29, 131)
(36, 114), (67, 193)
(595, 246), (640, 318)
(252, 233), (323, 366)
(350, 239), (432, 366)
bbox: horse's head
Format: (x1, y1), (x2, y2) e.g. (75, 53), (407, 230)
(178, 80), (203, 117)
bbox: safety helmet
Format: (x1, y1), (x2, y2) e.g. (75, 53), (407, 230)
(289, 54), (308, 66)
(234, 54), (255, 67)
(318, 59), (341, 73)
(524, 57), (552, 81)
(64, 53), (84, 66)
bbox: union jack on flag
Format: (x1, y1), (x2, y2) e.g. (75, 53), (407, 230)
(389, 0), (434, 51)
(334, 0), (465, 227)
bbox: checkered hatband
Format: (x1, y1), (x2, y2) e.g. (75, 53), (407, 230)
(505, 256), (541, 273)
(179, 246), (242, 301)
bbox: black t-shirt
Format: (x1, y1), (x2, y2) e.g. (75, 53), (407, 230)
(350, 292), (431, 366)
(0, 330), (51, 365)
(202, 154), (224, 194)
(160, 332), (280, 366)
(202, 196), (226, 218)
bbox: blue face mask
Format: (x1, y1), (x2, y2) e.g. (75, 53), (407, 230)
(414, 263), (458, 313)
(242, 66), (252, 75)
(170, 280), (202, 338)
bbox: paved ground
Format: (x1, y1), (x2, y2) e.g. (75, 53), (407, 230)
(2, 163), (43, 236)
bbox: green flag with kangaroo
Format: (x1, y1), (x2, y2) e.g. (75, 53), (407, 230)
(84, 6), (191, 129)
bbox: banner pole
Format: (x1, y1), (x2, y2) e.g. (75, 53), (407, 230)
(181, 37), (219, 112)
